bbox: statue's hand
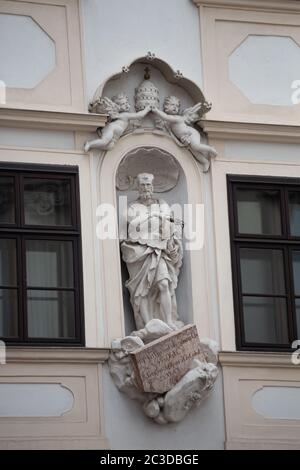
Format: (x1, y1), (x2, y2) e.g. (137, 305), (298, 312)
(167, 242), (179, 262)
(170, 251), (179, 263)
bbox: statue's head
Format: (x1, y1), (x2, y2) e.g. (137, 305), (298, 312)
(112, 93), (130, 112)
(137, 173), (154, 200)
(164, 96), (180, 115)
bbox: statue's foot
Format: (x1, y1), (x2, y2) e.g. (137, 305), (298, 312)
(174, 320), (185, 330)
(209, 147), (217, 159)
(84, 142), (90, 152)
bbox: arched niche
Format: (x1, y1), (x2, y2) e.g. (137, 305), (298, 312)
(116, 146), (193, 335)
(97, 132), (211, 346)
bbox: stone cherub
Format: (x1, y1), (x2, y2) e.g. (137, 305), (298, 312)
(152, 96), (217, 172)
(84, 93), (151, 152)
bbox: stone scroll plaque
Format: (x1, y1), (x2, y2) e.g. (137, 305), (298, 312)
(130, 324), (204, 394)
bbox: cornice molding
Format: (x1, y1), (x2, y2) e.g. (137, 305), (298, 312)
(192, 0), (300, 12)
(5, 347), (110, 364)
(219, 351), (297, 368)
(201, 119), (300, 143)
(0, 108), (107, 132)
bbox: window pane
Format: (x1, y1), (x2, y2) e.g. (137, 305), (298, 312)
(24, 178), (72, 226)
(240, 248), (285, 295)
(236, 188), (281, 235)
(27, 290), (75, 338)
(295, 299), (300, 341)
(289, 191), (300, 236)
(0, 289), (18, 337)
(292, 251), (300, 296)
(0, 239), (17, 286)
(243, 296), (288, 344)
(26, 240), (74, 288)
(0, 177), (15, 224)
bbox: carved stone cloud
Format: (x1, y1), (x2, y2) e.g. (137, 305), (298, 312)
(108, 320), (218, 424)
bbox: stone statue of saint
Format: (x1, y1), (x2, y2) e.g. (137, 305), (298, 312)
(121, 173), (183, 331)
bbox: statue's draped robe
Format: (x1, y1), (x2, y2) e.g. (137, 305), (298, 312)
(121, 199), (183, 330)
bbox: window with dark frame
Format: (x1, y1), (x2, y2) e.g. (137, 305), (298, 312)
(0, 163), (84, 346)
(227, 175), (300, 351)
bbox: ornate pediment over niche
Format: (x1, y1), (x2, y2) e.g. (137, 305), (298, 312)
(91, 53), (206, 109)
(85, 54), (217, 172)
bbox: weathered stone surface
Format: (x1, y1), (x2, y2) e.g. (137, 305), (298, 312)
(198, 337), (218, 365)
(108, 320), (219, 424)
(120, 335), (144, 353)
(132, 319), (173, 344)
(163, 361), (218, 423)
(143, 399), (160, 419)
(130, 324), (203, 393)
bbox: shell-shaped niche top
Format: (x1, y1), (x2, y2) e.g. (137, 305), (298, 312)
(116, 147), (180, 192)
(88, 53), (207, 114)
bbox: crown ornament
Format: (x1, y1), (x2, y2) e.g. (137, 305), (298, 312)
(135, 67), (159, 111)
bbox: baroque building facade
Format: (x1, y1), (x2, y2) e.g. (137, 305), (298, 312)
(0, 0), (300, 450)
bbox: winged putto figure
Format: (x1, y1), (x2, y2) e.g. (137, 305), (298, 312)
(84, 93), (151, 152)
(152, 96), (217, 172)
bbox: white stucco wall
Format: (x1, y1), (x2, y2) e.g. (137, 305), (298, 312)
(224, 140), (300, 164)
(81, 0), (203, 102)
(252, 386), (300, 420)
(0, 13), (55, 89)
(103, 366), (225, 450)
(0, 128), (75, 150)
(228, 35), (300, 107)
(0, 383), (74, 417)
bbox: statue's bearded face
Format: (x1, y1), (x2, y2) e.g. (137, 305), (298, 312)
(138, 182), (153, 200)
